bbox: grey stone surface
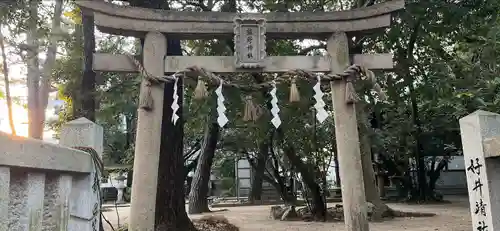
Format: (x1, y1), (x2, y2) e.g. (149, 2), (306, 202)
(0, 167), (9, 231)
(76, 0), (404, 39)
(93, 53), (394, 74)
(42, 173), (72, 231)
(7, 171), (46, 231)
(128, 32), (167, 231)
(234, 17), (266, 68)
(60, 117), (104, 158)
(0, 118), (102, 231)
(0, 131), (93, 173)
(328, 32), (369, 231)
(8, 170), (28, 231)
(78, 0), (403, 22)
(459, 110), (500, 231)
(60, 118), (103, 231)
(26, 172), (46, 231)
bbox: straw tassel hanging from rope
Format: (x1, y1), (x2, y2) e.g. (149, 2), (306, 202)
(139, 81), (154, 111)
(243, 95), (262, 121)
(193, 77), (209, 99)
(359, 66), (388, 102)
(344, 76), (360, 104)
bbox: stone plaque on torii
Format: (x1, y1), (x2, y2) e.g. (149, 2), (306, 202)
(76, 1), (405, 231)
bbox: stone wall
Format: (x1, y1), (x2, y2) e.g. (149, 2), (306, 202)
(0, 118), (103, 231)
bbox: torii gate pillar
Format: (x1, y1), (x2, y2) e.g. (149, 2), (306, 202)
(328, 32), (369, 231)
(128, 32), (167, 231)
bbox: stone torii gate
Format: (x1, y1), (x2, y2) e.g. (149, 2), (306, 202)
(76, 1), (404, 231)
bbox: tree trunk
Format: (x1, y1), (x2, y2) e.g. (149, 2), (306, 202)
(248, 142), (267, 203)
(71, 23), (83, 119)
(251, 72), (324, 218)
(398, 18), (427, 201)
(260, 171), (296, 205)
(427, 158), (447, 199)
(0, 23), (16, 136)
(357, 102), (389, 221)
(26, 0), (62, 138)
(250, 138), (296, 205)
(154, 38), (196, 230)
(39, 0), (62, 119)
(333, 151), (340, 187)
(188, 121), (220, 214)
(282, 144), (325, 219)
(80, 10), (96, 121)
(26, 0), (42, 139)
(79, 9), (101, 231)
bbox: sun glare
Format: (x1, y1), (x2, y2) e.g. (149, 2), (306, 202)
(0, 101), (29, 137)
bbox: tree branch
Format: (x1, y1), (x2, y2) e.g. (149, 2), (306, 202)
(185, 0), (212, 12)
(298, 44), (326, 55)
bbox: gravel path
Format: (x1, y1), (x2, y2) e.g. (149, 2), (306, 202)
(103, 197), (472, 231)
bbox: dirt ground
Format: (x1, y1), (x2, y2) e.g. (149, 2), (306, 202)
(102, 196), (472, 231)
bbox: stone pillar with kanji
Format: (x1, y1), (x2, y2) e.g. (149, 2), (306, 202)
(459, 110), (500, 231)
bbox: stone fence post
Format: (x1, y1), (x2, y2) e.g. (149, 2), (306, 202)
(459, 110), (500, 231)
(60, 117), (104, 231)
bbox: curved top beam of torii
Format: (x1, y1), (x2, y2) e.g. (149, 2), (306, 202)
(75, 0), (405, 40)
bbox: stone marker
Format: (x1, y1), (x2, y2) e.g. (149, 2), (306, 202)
(459, 110), (500, 231)
(60, 117), (104, 231)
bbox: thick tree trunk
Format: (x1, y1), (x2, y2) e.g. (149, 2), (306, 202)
(427, 158), (447, 199)
(248, 143), (266, 203)
(154, 39), (196, 230)
(80, 11), (96, 121)
(26, 0), (42, 139)
(399, 18), (427, 201)
(39, 0), (62, 120)
(357, 103), (389, 221)
(0, 24), (16, 136)
(249, 158), (265, 202)
(188, 121), (220, 214)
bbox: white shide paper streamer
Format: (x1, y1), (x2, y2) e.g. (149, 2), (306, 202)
(171, 75), (180, 125)
(215, 81), (229, 127)
(313, 75), (329, 123)
(270, 81), (281, 128)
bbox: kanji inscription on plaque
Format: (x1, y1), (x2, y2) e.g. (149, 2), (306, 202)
(233, 17), (266, 68)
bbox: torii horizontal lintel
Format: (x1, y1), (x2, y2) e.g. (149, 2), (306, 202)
(93, 54), (393, 74)
(75, 0), (405, 40)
